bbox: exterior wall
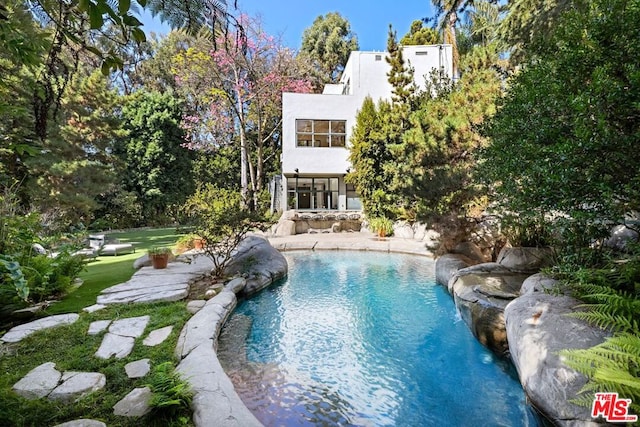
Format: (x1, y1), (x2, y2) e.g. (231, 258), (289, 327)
(281, 44), (453, 212)
(281, 93), (360, 175)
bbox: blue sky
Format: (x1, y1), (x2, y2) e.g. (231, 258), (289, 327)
(140, 1), (436, 51)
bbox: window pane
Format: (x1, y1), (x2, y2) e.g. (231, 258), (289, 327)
(331, 120), (346, 133)
(296, 120), (313, 133)
(314, 178), (327, 190)
(314, 134), (329, 147)
(331, 135), (346, 147)
(296, 134), (312, 147)
(314, 120), (330, 133)
(330, 178), (339, 191)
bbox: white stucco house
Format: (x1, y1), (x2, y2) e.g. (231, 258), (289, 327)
(279, 44), (453, 214)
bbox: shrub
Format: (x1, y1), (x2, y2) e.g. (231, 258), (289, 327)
(182, 185), (268, 277)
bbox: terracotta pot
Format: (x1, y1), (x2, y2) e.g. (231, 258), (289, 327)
(151, 254), (169, 269)
(193, 238), (206, 250)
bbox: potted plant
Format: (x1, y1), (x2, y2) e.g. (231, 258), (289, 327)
(368, 217), (394, 238)
(148, 247), (172, 269)
(175, 234), (206, 253)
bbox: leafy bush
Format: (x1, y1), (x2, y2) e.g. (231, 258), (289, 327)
(0, 186), (86, 309)
(368, 217), (394, 237)
(480, 0), (640, 258)
(20, 250), (86, 302)
(182, 185), (268, 277)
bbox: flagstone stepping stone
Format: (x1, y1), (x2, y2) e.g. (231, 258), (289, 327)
(125, 359), (150, 379)
(83, 304), (107, 313)
(53, 419), (107, 427)
(113, 387), (152, 417)
(1, 314), (79, 343)
(109, 316), (149, 338)
(12, 362), (105, 403)
(94, 333), (135, 359)
(12, 362), (61, 399)
(94, 316), (149, 359)
(143, 325), (172, 346)
(88, 320), (111, 336)
(48, 371), (106, 403)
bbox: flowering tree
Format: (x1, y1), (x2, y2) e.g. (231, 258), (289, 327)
(173, 17), (312, 209)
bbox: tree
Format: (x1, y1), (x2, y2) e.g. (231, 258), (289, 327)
(182, 184), (264, 277)
(391, 55), (501, 220)
(27, 70), (124, 227)
(347, 97), (397, 219)
(173, 17), (312, 209)
(300, 12), (359, 86)
(499, 0), (578, 62)
(116, 91), (196, 223)
(400, 20), (440, 45)
(431, 0), (467, 78)
(481, 0), (640, 250)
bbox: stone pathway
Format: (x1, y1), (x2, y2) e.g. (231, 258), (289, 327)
(97, 256), (214, 305)
(1, 313), (79, 343)
(0, 233), (426, 426)
(12, 362), (106, 403)
(2, 309), (175, 423)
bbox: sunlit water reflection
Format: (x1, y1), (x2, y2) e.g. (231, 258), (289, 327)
(218, 251), (540, 426)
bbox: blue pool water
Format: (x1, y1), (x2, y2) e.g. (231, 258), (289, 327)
(219, 251), (539, 426)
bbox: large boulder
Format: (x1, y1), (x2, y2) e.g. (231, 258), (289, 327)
(434, 253), (474, 287)
(496, 246), (555, 273)
(271, 219), (296, 237)
(520, 273), (560, 294)
(452, 241), (488, 263)
(604, 224), (639, 252)
(505, 291), (610, 426)
(224, 235), (288, 296)
(393, 221), (415, 239)
(449, 263), (530, 355)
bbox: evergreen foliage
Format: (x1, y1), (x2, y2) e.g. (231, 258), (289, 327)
(346, 97), (397, 219)
(116, 91), (196, 224)
(390, 46), (501, 219)
(481, 0), (640, 253)
(400, 20), (441, 45)
(300, 12), (359, 85)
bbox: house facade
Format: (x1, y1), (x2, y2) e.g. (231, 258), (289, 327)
(280, 44), (453, 213)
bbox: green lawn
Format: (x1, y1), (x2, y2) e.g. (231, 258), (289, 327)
(47, 228), (183, 315)
(0, 301), (193, 426)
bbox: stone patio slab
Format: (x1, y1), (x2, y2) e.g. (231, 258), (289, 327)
(1, 314), (79, 343)
(88, 320), (111, 336)
(109, 316), (149, 338)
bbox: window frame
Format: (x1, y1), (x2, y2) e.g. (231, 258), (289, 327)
(295, 119), (347, 148)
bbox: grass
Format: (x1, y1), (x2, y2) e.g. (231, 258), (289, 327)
(0, 301), (193, 426)
(47, 228), (183, 314)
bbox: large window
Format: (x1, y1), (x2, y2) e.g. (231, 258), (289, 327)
(296, 119), (346, 148)
(287, 177), (339, 210)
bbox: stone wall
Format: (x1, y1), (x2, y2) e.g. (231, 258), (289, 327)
(435, 246), (608, 426)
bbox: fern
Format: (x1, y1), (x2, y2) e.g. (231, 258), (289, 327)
(562, 333), (640, 414)
(145, 361), (194, 417)
(559, 253), (640, 416)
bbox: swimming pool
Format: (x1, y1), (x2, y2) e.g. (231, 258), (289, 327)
(218, 251), (539, 426)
